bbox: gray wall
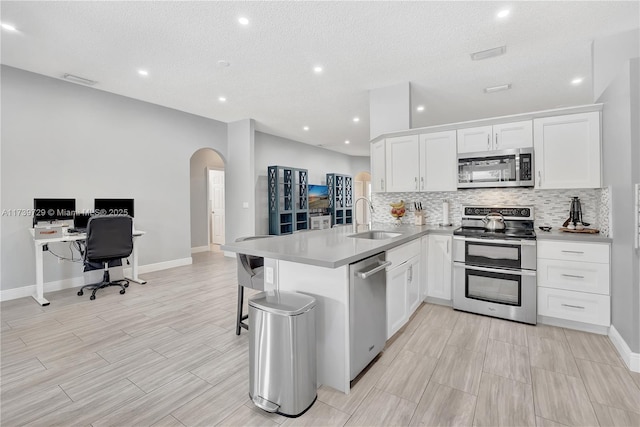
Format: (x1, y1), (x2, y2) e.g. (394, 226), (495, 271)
(254, 132), (371, 235)
(225, 119), (256, 245)
(593, 28), (640, 101)
(190, 148), (225, 249)
(1, 66), (227, 290)
(598, 58), (640, 353)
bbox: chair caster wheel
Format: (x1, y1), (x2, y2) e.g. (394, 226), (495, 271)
(124, 283), (129, 288)
(120, 290), (126, 295)
(90, 295), (96, 300)
(77, 291), (83, 296)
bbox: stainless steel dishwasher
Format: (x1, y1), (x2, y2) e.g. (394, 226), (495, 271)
(349, 253), (391, 380)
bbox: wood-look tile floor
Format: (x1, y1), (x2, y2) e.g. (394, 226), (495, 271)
(2, 248), (639, 426)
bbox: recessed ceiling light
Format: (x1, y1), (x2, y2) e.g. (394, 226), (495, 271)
(497, 9), (510, 18)
(416, 105), (425, 112)
(62, 73), (97, 86)
(1, 22), (17, 32)
(138, 69), (149, 77)
(470, 45), (507, 61)
(353, 117), (360, 123)
(571, 77), (584, 85)
(313, 66), (323, 74)
(345, 140), (350, 144)
(217, 60), (230, 68)
(238, 17), (249, 26)
(303, 126), (309, 131)
(218, 96), (227, 102)
(484, 83), (512, 93)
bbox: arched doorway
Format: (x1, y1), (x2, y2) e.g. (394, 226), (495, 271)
(190, 148), (225, 252)
(354, 171), (372, 226)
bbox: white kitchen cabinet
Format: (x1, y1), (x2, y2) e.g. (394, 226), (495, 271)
(406, 255), (421, 315)
(420, 236), (429, 300)
(371, 139), (386, 192)
(386, 261), (408, 338)
(385, 135), (420, 192)
(537, 240), (610, 328)
(427, 234), (452, 301)
(457, 121), (532, 153)
(534, 112), (601, 189)
(386, 239), (422, 338)
(419, 131), (457, 191)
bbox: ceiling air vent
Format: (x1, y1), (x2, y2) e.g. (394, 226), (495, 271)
(62, 73), (97, 86)
(470, 46), (507, 61)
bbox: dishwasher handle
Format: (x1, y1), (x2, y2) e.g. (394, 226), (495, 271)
(357, 261), (392, 279)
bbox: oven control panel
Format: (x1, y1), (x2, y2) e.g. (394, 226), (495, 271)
(463, 206), (533, 220)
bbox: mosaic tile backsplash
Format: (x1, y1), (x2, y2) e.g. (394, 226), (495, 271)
(371, 187), (610, 236)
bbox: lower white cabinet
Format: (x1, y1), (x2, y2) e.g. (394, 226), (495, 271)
(427, 235), (453, 301)
(537, 240), (610, 327)
(386, 239), (422, 339)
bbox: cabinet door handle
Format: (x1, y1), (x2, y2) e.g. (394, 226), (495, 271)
(495, 133), (498, 149)
(381, 179), (384, 190)
(561, 250), (584, 254)
(561, 303), (585, 310)
(562, 273), (585, 279)
(421, 177), (424, 190)
(538, 171), (542, 186)
(446, 239), (449, 254)
(487, 134), (490, 150)
(415, 177), (418, 190)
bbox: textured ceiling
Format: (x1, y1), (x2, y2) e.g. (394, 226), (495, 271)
(1, 1), (638, 156)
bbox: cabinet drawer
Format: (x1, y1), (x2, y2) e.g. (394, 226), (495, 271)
(538, 287), (610, 326)
(537, 259), (609, 295)
(387, 239), (421, 268)
(537, 240), (609, 263)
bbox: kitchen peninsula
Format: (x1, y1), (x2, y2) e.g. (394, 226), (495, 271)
(222, 224), (455, 393)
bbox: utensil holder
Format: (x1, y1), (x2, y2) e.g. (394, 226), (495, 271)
(414, 211), (425, 226)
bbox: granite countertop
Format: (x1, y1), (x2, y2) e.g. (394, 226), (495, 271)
(221, 223), (457, 268)
(535, 228), (612, 243)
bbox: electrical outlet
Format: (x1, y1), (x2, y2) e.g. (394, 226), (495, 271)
(265, 266), (274, 284)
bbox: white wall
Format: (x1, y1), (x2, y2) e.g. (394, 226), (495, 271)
(190, 148), (225, 249)
(254, 132), (370, 235)
(593, 28), (640, 100)
(1, 66), (227, 291)
(369, 82), (411, 140)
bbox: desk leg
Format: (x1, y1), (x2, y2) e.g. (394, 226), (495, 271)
(33, 243), (50, 306)
(126, 236), (147, 284)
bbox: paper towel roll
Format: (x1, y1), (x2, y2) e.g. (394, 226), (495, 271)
(442, 200), (449, 225)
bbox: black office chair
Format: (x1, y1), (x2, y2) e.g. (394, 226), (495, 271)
(235, 236), (271, 335)
(77, 215), (133, 300)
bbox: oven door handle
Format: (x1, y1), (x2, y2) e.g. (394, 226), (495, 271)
(460, 264), (537, 277)
(453, 236), (537, 246)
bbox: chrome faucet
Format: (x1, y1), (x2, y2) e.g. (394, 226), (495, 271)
(353, 197), (375, 232)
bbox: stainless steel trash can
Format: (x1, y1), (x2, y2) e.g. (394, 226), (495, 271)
(249, 290), (317, 417)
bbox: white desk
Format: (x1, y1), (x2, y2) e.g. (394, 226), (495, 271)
(29, 229), (146, 306)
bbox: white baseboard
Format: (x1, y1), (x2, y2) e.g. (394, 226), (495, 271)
(223, 251), (235, 258)
(537, 315), (609, 335)
(608, 324), (640, 373)
(0, 257), (193, 302)
(191, 246), (210, 254)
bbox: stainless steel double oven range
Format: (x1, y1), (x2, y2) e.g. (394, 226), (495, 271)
(453, 206), (537, 324)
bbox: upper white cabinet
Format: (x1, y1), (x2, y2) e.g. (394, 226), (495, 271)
(534, 112), (601, 189)
(457, 120), (533, 153)
(419, 131), (457, 191)
(371, 139), (386, 192)
(385, 135), (420, 192)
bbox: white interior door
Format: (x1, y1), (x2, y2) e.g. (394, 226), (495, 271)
(209, 170), (225, 245)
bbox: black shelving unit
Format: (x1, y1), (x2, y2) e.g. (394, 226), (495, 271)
(326, 173), (353, 227)
(268, 166), (309, 235)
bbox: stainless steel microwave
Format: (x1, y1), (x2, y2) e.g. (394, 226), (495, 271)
(457, 147), (534, 188)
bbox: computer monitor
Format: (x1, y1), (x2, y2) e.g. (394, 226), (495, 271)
(73, 212), (92, 230)
(94, 198), (134, 217)
(33, 198), (76, 222)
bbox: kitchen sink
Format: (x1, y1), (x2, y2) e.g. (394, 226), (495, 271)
(348, 230), (402, 240)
